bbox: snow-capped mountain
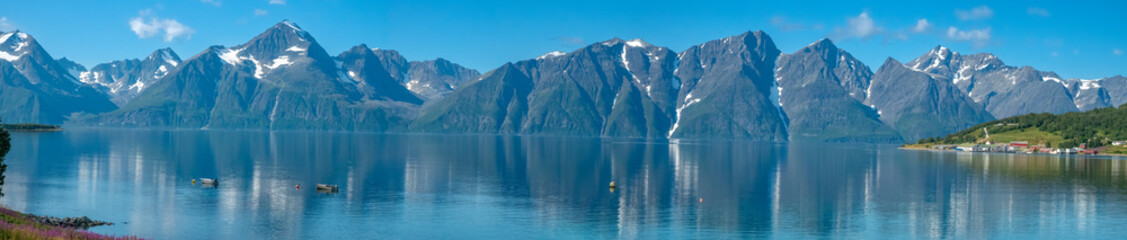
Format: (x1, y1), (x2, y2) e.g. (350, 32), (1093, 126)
(403, 58), (480, 100)
(335, 44), (423, 104)
(1066, 76), (1127, 111)
(365, 49), (480, 100)
(906, 46), (1078, 118)
(413, 37), (687, 138)
(415, 32), (788, 140)
(775, 38), (901, 142)
(79, 48), (181, 106)
(867, 57), (994, 141)
(0, 30), (115, 124)
(80, 20), (420, 130)
(4, 21), (1127, 142)
(56, 57), (86, 77)
(669, 32), (786, 140)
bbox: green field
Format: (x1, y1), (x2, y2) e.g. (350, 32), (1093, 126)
(986, 127), (1064, 146)
(1105, 146), (1127, 155)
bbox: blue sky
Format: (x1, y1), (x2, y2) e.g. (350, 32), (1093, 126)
(0, 0), (1123, 79)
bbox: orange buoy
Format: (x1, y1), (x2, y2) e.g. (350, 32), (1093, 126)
(699, 198), (703, 203)
(296, 184), (300, 189)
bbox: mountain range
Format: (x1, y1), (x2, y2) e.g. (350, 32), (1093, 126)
(1, 20), (1125, 143)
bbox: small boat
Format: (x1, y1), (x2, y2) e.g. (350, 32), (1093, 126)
(315, 184), (339, 193)
(199, 178), (219, 186)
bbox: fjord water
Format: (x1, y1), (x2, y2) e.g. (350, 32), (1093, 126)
(3, 129), (1127, 239)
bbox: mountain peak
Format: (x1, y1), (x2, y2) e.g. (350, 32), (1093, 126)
(276, 19), (304, 31)
(805, 38), (837, 51)
(929, 45), (955, 58)
(882, 57), (903, 67)
(600, 38), (625, 46)
(625, 38), (650, 48)
(0, 30), (31, 44)
(253, 20), (314, 45)
(342, 44), (374, 56)
(536, 51), (567, 60)
(1, 30), (38, 61)
(146, 47), (181, 63)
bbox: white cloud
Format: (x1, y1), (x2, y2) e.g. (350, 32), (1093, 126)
(129, 9), (195, 42)
(269, 0), (286, 5)
(834, 12), (880, 39)
(1115, 49), (1123, 56)
(1027, 7), (1050, 17)
(201, 0), (221, 7)
(0, 17), (14, 31)
(255, 9), (269, 16)
(955, 6), (993, 21)
(946, 26), (991, 48)
(912, 19), (931, 33)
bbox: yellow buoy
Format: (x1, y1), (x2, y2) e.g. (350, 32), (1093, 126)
(609, 181), (616, 188)
(192, 179), (196, 185)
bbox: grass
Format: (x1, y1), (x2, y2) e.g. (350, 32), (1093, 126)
(985, 127), (1064, 146)
(1106, 146), (1127, 155)
(0, 207), (139, 240)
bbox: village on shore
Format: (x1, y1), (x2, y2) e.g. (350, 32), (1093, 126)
(910, 126), (1127, 156)
(927, 140), (1126, 155)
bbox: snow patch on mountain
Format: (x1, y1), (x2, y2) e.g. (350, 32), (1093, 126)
(286, 46), (306, 52)
(625, 39), (649, 48)
(129, 80), (145, 92)
(266, 55), (292, 69)
(1042, 76), (1064, 85)
(0, 50), (20, 61)
(954, 64), (972, 84)
(1079, 79), (1102, 90)
(668, 92), (702, 138)
(79, 71), (100, 84)
(219, 47), (245, 65)
(536, 51), (566, 60)
(154, 65), (169, 78)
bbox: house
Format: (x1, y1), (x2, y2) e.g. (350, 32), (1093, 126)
(957, 144), (986, 152)
(1113, 141), (1126, 146)
(1009, 141), (1029, 148)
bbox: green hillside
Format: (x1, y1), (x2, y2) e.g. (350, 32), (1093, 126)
(914, 104), (1127, 148)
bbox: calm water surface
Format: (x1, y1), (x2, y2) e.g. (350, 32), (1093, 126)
(3, 129), (1127, 239)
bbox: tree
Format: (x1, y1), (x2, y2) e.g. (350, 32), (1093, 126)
(0, 118), (8, 197)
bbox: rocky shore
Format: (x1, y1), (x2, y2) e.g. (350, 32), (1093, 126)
(0, 207), (136, 239)
(25, 214), (113, 229)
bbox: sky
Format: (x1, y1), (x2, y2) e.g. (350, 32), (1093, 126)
(0, 0), (1124, 79)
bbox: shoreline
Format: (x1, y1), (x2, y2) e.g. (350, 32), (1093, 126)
(0, 206), (134, 239)
(1, 123), (63, 132)
(899, 146), (1127, 157)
